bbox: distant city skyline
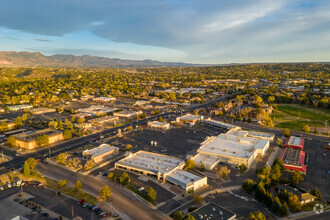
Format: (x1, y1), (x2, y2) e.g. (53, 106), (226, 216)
(0, 0), (329, 64)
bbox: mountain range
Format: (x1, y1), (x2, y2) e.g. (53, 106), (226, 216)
(0, 51), (195, 68)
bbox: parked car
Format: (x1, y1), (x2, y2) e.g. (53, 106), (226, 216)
(17, 179), (22, 186)
(113, 213), (119, 218)
(77, 199), (85, 205)
(7, 183), (12, 188)
(12, 182), (16, 187)
(101, 213), (109, 218)
(0, 186), (4, 190)
(33, 182), (40, 187)
(38, 183), (44, 188)
(82, 202), (89, 208)
(99, 211), (107, 216)
(43, 212), (49, 217)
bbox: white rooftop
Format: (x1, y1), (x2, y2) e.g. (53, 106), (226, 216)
(83, 144), (118, 157)
(167, 169), (203, 188)
(204, 119), (241, 130)
(198, 133), (269, 159)
(287, 136), (303, 146)
(116, 151), (183, 175)
(180, 114), (203, 121)
(192, 154), (220, 167)
(149, 121), (170, 126)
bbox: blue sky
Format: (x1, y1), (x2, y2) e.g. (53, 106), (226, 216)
(0, 0), (329, 64)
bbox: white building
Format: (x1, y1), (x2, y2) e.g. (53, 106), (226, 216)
(147, 121), (170, 130)
(115, 151), (207, 192)
(176, 114), (204, 125)
(7, 105), (33, 111)
(92, 96), (116, 102)
(78, 105), (116, 116)
(204, 118), (241, 132)
(82, 144), (119, 163)
(113, 110), (143, 118)
(192, 129), (273, 169)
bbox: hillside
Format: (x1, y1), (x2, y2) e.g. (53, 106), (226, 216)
(0, 51), (194, 68)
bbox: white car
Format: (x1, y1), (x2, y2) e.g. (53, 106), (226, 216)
(17, 179), (22, 186)
(0, 186), (4, 190)
(7, 183), (11, 188)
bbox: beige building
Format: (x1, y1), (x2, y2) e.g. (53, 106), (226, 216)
(115, 151), (207, 192)
(29, 107), (56, 115)
(176, 114), (204, 125)
(82, 144), (119, 163)
(88, 116), (118, 126)
(113, 110), (142, 119)
(13, 128), (63, 150)
(92, 97), (116, 103)
(0, 119), (15, 130)
(147, 121), (170, 130)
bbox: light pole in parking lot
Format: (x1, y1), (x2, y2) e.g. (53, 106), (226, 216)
(48, 148), (51, 158)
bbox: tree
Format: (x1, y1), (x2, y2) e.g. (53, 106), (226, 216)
(26, 158), (37, 171)
(6, 135), (16, 147)
(277, 138), (284, 147)
(288, 194), (302, 212)
(58, 120), (63, 129)
(100, 185), (111, 201)
(170, 211), (183, 220)
(0, 121), (8, 132)
(242, 179), (254, 193)
(75, 180), (83, 191)
(36, 135), (49, 146)
(63, 129), (72, 139)
(240, 163), (247, 174)
(291, 171), (303, 185)
(158, 116), (164, 122)
(183, 159), (196, 170)
(272, 196), (282, 215)
(147, 187), (156, 201)
(14, 116), (23, 128)
(249, 211), (266, 220)
(272, 159), (284, 171)
(58, 179), (67, 188)
(22, 113), (29, 121)
(271, 164), (282, 182)
(126, 126), (133, 131)
(310, 189), (322, 200)
(283, 128), (291, 137)
(279, 202), (289, 217)
(302, 124), (310, 132)
(77, 117), (85, 124)
(84, 159), (96, 171)
(125, 144), (132, 151)
(108, 172), (117, 180)
(119, 172), (130, 185)
(56, 153), (68, 165)
(193, 195), (203, 205)
(183, 214), (195, 220)
(218, 166), (231, 178)
(23, 161), (31, 177)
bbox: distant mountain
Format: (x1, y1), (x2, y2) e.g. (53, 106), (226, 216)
(0, 51), (196, 68)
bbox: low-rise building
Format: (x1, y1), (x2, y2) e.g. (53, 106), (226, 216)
(278, 184), (316, 204)
(147, 121), (170, 130)
(80, 95), (94, 101)
(0, 119), (15, 130)
(82, 144), (119, 163)
(7, 105), (33, 111)
(280, 147), (307, 174)
(29, 107), (56, 115)
(134, 100), (150, 106)
(204, 119), (241, 132)
(190, 202), (236, 220)
(13, 128), (63, 150)
(88, 116), (118, 126)
(176, 114), (204, 125)
(115, 151), (207, 192)
(113, 110), (143, 119)
(92, 96), (116, 103)
(284, 136), (304, 149)
(78, 105), (116, 116)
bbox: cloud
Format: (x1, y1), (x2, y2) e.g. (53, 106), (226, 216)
(34, 38), (53, 42)
(0, 36), (18, 40)
(0, 0), (329, 63)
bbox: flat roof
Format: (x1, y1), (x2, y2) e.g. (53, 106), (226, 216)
(29, 107), (55, 112)
(116, 150), (183, 175)
(204, 119), (240, 130)
(167, 169), (204, 188)
(13, 128), (62, 141)
(198, 133), (269, 159)
(192, 154), (220, 167)
(285, 136), (304, 148)
(149, 121), (170, 126)
(92, 96), (116, 100)
(78, 105), (116, 114)
(281, 147), (305, 167)
(83, 144), (118, 157)
(190, 202), (236, 220)
(179, 114), (203, 121)
(88, 116), (118, 123)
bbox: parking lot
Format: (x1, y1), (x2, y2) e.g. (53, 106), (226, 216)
(0, 183), (106, 220)
(300, 138), (330, 201)
(109, 124), (224, 158)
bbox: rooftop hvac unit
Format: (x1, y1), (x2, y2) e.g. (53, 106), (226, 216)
(219, 211), (223, 215)
(212, 207), (216, 211)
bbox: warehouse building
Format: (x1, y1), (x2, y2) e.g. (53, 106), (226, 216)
(115, 151), (207, 192)
(13, 128), (63, 150)
(113, 110), (142, 118)
(147, 121), (170, 130)
(192, 129), (272, 169)
(82, 144), (119, 163)
(280, 147), (307, 174)
(278, 184), (316, 204)
(80, 95), (94, 101)
(190, 202), (236, 220)
(88, 115), (118, 126)
(92, 96), (116, 103)
(204, 118), (241, 131)
(7, 105), (33, 111)
(29, 107), (56, 115)
(0, 119), (15, 131)
(176, 114), (204, 125)
(284, 136), (305, 149)
(78, 105), (116, 116)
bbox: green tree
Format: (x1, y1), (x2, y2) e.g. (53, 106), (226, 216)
(283, 128), (291, 137)
(23, 161), (31, 177)
(272, 159), (284, 171)
(0, 121), (8, 132)
(291, 171), (303, 185)
(218, 166), (231, 178)
(242, 179), (254, 193)
(84, 159), (96, 171)
(22, 113), (30, 121)
(26, 157), (37, 170)
(6, 135), (16, 147)
(183, 214), (195, 220)
(56, 153), (68, 165)
(126, 126), (133, 131)
(63, 129), (72, 139)
(280, 202), (289, 217)
(193, 195), (203, 205)
(119, 172), (130, 185)
(277, 138), (284, 147)
(310, 189), (322, 200)
(288, 194), (302, 212)
(272, 196), (282, 215)
(271, 164), (282, 182)
(36, 135), (49, 146)
(158, 116), (164, 122)
(100, 185), (111, 201)
(183, 159), (196, 170)
(58, 179), (67, 188)
(147, 187), (156, 201)
(58, 120), (63, 129)
(75, 180), (83, 191)
(170, 211), (183, 220)
(108, 172), (117, 180)
(302, 124), (310, 132)
(125, 144), (132, 151)
(240, 163), (247, 174)
(249, 211), (266, 220)
(77, 117), (85, 124)
(14, 116), (23, 128)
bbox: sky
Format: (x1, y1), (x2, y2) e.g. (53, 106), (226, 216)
(0, 0), (329, 64)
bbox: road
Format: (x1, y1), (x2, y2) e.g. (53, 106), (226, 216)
(36, 162), (167, 220)
(0, 95), (229, 175)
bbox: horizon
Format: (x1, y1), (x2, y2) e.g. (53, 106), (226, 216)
(1, 1), (330, 64)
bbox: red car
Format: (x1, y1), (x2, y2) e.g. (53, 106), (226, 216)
(77, 199), (85, 205)
(33, 182), (40, 188)
(101, 213), (109, 218)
